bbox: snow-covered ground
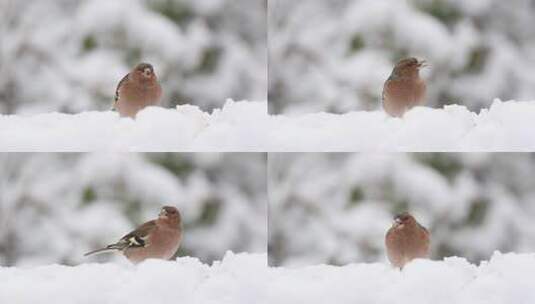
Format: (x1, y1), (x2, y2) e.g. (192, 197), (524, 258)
(0, 252), (267, 304)
(1, 99), (535, 151)
(2, 252), (535, 304)
(268, 100), (535, 151)
(269, 252), (535, 304)
(0, 100), (268, 152)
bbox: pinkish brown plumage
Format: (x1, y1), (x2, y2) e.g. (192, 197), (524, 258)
(382, 57), (427, 117)
(113, 63), (162, 118)
(385, 212), (430, 268)
(85, 206), (182, 264)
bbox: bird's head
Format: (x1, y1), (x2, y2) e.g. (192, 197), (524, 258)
(391, 57), (427, 78)
(159, 206), (181, 224)
(393, 212), (416, 228)
(134, 63), (156, 80)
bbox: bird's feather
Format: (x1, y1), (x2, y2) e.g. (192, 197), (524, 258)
(417, 222), (429, 234)
(113, 73), (130, 106)
(84, 247), (114, 256)
(118, 220), (157, 247)
(84, 220), (156, 257)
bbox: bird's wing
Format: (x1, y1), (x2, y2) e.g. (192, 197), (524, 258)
(113, 73), (130, 108)
(382, 75), (394, 102)
(418, 222), (430, 235)
(117, 220), (157, 249)
(84, 220), (157, 257)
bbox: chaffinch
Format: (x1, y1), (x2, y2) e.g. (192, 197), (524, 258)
(113, 62), (162, 118)
(85, 206), (182, 264)
(382, 57), (427, 117)
(385, 212), (430, 268)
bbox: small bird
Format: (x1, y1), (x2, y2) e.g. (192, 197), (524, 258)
(85, 206), (182, 264)
(382, 57), (427, 117)
(113, 62), (162, 118)
(385, 212), (430, 268)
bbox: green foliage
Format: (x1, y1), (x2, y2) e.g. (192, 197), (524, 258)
(391, 200), (410, 215)
(149, 153), (194, 178)
(418, 0), (462, 26)
(125, 48), (143, 67)
(149, 0), (194, 26)
(466, 46), (490, 74)
(348, 34), (365, 54)
(82, 35), (97, 52)
(82, 186), (97, 204)
(347, 187), (364, 208)
(416, 154), (463, 182)
(467, 198), (489, 226)
(199, 198), (221, 225)
(197, 46), (222, 74)
(174, 246), (194, 258)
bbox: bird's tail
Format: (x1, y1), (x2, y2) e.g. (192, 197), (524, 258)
(84, 243), (124, 257)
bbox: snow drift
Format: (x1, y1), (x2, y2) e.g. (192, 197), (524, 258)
(268, 99), (535, 151)
(269, 252), (535, 304)
(2, 252), (535, 303)
(0, 100), (268, 152)
(0, 252), (267, 304)
(1, 99), (535, 151)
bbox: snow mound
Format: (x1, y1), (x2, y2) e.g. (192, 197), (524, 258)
(0, 252), (267, 304)
(268, 99), (535, 151)
(2, 252), (535, 303)
(0, 100), (267, 152)
(268, 252), (535, 304)
(2, 99), (535, 151)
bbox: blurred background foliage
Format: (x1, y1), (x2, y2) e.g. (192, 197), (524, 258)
(269, 153), (535, 267)
(0, 153), (267, 266)
(269, 0), (535, 114)
(0, 0), (267, 114)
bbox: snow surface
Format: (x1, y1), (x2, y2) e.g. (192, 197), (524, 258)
(3, 252), (535, 304)
(0, 100), (268, 152)
(0, 252), (267, 304)
(268, 99), (535, 151)
(269, 252), (535, 304)
(1, 99), (535, 151)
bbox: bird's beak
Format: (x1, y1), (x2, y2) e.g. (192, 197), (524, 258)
(394, 218), (402, 225)
(159, 209), (168, 217)
(418, 60), (428, 68)
(143, 69), (151, 77)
